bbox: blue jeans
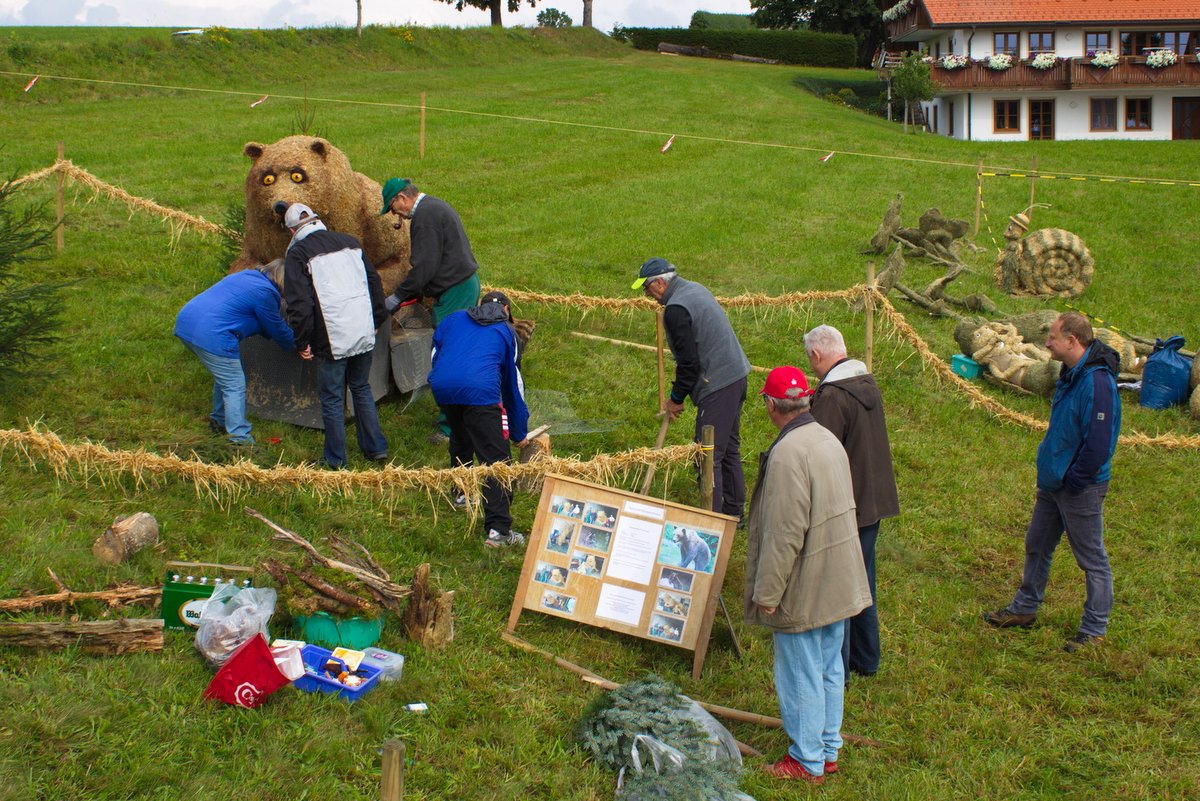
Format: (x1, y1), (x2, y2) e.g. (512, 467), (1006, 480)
(184, 341), (252, 443)
(317, 352), (387, 468)
(774, 622), (846, 776)
(842, 521), (880, 676)
(1008, 483), (1112, 637)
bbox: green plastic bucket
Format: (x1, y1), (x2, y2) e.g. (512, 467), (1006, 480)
(295, 612), (384, 649)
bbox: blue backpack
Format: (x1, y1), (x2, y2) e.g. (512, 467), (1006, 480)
(1140, 335), (1192, 409)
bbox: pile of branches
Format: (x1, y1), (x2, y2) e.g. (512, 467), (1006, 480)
(247, 507), (410, 619)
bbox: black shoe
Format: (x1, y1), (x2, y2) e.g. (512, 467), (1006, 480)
(984, 608), (1037, 629)
(1063, 633), (1104, 653)
(368, 453), (389, 464)
(208, 419), (225, 435)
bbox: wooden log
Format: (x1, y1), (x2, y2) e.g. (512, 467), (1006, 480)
(0, 618), (163, 654)
(261, 558), (373, 613)
(381, 739), (405, 801)
(0, 584), (160, 614)
(92, 512), (159, 564)
(402, 563), (454, 649)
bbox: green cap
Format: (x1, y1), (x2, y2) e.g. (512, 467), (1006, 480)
(380, 177), (410, 215)
(631, 257), (675, 290)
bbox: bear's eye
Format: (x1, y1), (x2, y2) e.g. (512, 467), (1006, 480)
(290, 171), (306, 184)
(261, 174), (276, 186)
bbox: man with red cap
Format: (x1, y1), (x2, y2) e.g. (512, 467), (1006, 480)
(744, 366), (871, 785)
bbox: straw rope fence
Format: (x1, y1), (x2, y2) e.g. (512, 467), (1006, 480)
(11, 159), (236, 244)
(0, 424), (701, 506)
(3, 161), (1196, 504)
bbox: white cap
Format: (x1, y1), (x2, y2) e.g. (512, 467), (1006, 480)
(283, 203), (319, 229)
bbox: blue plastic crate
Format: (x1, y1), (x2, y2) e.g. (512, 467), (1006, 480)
(294, 644), (382, 701)
(951, 354), (982, 379)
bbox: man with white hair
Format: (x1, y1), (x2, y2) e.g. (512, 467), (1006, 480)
(633, 257), (751, 520)
(281, 203), (388, 469)
(804, 324), (899, 680)
(746, 365), (871, 784)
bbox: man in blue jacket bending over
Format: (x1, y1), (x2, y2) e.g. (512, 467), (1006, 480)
(429, 291), (530, 548)
(985, 311), (1121, 653)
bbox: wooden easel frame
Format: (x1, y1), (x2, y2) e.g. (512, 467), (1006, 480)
(506, 474), (738, 679)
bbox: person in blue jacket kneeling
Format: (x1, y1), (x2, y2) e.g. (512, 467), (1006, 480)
(429, 291), (530, 548)
(174, 259), (296, 445)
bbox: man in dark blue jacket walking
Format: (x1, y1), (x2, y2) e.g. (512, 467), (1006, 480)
(986, 312), (1121, 653)
(429, 291), (530, 548)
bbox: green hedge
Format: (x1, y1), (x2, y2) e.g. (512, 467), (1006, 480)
(689, 11), (754, 30)
(625, 28), (855, 67)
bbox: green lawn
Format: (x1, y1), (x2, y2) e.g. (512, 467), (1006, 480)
(1, 25), (1198, 801)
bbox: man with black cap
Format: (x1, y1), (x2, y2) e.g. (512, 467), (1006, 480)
(633, 258), (751, 519)
(428, 290), (530, 548)
(281, 202), (388, 469)
(380, 178), (482, 439)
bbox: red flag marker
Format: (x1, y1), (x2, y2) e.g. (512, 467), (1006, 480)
(818, 151), (834, 162)
(250, 95), (268, 108)
(23, 75), (39, 92)
(660, 135), (676, 154)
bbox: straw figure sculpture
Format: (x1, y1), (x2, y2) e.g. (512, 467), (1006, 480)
(995, 213), (1094, 298)
(969, 322), (1061, 396)
(230, 136), (411, 294)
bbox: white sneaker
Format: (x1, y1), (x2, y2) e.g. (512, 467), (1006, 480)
(452, 493), (468, 509)
(485, 529), (526, 548)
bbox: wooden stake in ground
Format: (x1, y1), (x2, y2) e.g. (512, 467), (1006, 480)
(973, 158), (984, 236)
(92, 512), (159, 565)
(56, 142), (66, 251)
(656, 307), (666, 409)
(403, 563), (454, 649)
(639, 413), (671, 495)
(1028, 155), (1037, 225)
(865, 260), (876, 373)
(380, 739), (405, 801)
(699, 424), (715, 510)
(0, 618), (163, 654)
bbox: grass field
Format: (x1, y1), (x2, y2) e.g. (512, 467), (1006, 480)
(1, 24), (1199, 801)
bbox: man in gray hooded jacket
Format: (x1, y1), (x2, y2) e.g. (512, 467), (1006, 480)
(805, 324), (900, 679)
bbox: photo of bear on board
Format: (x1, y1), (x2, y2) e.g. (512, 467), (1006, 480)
(648, 613), (684, 643)
(581, 502), (618, 530)
(541, 590), (576, 614)
(578, 525), (613, 553)
(569, 551), (605, 578)
(550, 496), (585, 519)
(657, 523), (719, 574)
(546, 519), (576, 554)
(533, 561), (568, 588)
(658, 567), (695, 593)
(656, 590), (691, 618)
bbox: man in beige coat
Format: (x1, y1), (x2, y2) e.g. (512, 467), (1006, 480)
(745, 366), (872, 785)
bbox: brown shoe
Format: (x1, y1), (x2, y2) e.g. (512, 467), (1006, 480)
(984, 608), (1036, 629)
(1063, 633), (1104, 653)
(762, 754), (824, 784)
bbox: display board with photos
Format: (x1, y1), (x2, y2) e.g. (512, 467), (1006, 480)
(507, 474), (739, 677)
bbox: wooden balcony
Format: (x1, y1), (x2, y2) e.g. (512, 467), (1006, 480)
(929, 57), (1200, 92)
(884, 7), (930, 43)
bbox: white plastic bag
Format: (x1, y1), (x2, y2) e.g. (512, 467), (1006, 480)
(194, 583), (277, 669)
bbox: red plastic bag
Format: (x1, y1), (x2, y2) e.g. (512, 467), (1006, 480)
(203, 634), (291, 708)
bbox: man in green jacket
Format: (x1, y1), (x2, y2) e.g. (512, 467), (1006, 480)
(745, 366), (872, 785)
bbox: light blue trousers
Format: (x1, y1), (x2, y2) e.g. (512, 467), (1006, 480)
(773, 621), (846, 776)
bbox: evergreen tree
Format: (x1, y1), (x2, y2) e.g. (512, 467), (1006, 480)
(0, 178), (67, 389)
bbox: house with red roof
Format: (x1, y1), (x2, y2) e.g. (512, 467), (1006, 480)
(882, 0), (1200, 140)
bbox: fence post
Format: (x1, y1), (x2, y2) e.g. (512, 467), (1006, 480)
(1028, 155), (1037, 223)
(700, 425), (715, 511)
(656, 307), (666, 409)
(419, 92), (426, 160)
(973, 158), (983, 236)
(381, 739), (405, 801)
(55, 142), (65, 252)
(864, 261), (875, 373)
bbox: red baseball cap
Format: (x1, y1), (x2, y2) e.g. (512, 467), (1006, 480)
(760, 366), (814, 400)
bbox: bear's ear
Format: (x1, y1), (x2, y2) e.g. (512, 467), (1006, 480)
(244, 143), (265, 160)
(309, 139), (329, 159)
